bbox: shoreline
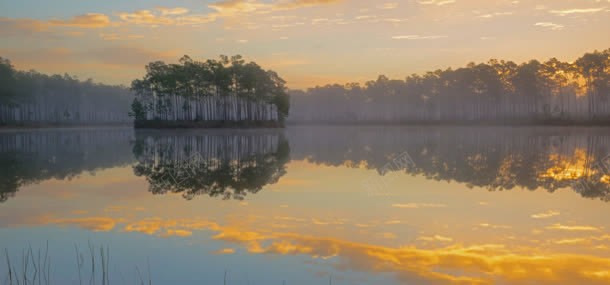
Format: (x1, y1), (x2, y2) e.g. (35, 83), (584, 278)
(2, 120), (610, 130)
(133, 120), (284, 129)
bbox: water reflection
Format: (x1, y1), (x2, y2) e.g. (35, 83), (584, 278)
(0, 128), (134, 202)
(287, 127), (610, 201)
(132, 130), (290, 200)
(2, 127), (610, 284)
(1, 127), (609, 202)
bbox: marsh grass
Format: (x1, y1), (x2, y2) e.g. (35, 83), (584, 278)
(3, 243), (333, 285)
(2, 242), (125, 285)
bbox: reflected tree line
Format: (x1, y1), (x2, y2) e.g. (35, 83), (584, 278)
(287, 127), (610, 201)
(0, 58), (133, 125)
(1, 127), (609, 203)
(289, 49), (610, 124)
(0, 128), (135, 202)
(131, 130), (290, 200)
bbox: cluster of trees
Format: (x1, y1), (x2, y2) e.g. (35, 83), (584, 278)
(0, 57), (133, 125)
(289, 49), (610, 123)
(132, 131), (290, 200)
(130, 55), (290, 126)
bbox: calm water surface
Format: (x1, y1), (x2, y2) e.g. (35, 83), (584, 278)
(1, 126), (610, 285)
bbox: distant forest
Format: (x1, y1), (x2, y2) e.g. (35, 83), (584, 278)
(0, 57), (132, 126)
(289, 49), (610, 124)
(130, 55), (290, 128)
(2, 49), (609, 127)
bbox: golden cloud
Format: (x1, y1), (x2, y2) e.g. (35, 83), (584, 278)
(117, 10), (174, 26)
(48, 13), (112, 28)
(545, 224), (601, 232)
(156, 7), (190, 16)
(14, 214), (610, 284)
(531, 210), (560, 219)
(392, 203), (447, 208)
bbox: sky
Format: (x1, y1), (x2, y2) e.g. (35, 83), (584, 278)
(0, 0), (609, 89)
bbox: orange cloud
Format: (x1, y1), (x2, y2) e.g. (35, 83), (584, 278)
(156, 7), (190, 16)
(48, 13), (112, 28)
(546, 224), (601, 232)
(117, 10), (174, 26)
(14, 214), (610, 284)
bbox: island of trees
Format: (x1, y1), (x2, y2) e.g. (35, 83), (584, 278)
(130, 55), (290, 128)
(0, 57), (132, 127)
(289, 49), (610, 125)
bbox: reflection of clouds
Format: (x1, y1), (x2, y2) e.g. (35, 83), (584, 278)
(162, 229), (193, 237)
(52, 217), (118, 232)
(15, 215), (610, 284)
(213, 248), (236, 255)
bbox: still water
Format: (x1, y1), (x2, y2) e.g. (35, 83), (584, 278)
(1, 126), (610, 285)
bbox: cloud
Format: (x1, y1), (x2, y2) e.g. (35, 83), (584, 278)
(392, 203), (447, 208)
(48, 13), (112, 28)
(208, 0), (341, 17)
(550, 8), (606, 16)
(99, 33), (144, 41)
(156, 7), (190, 16)
(478, 223), (512, 229)
(275, 0), (343, 10)
(417, 235), (453, 242)
(477, 12), (513, 18)
(0, 18), (49, 35)
(378, 2), (399, 9)
(418, 0), (456, 6)
(534, 22), (564, 30)
(531, 210), (560, 219)
(392, 35), (447, 40)
(546, 224), (601, 232)
(117, 10), (175, 26)
(86, 46), (178, 67)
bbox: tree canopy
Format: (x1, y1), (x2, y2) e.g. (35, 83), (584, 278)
(130, 55), (290, 123)
(289, 49), (610, 123)
(0, 57), (133, 125)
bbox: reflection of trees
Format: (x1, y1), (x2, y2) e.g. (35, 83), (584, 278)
(287, 127), (610, 201)
(132, 131), (290, 200)
(0, 129), (135, 202)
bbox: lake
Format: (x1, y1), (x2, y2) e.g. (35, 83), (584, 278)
(1, 126), (610, 285)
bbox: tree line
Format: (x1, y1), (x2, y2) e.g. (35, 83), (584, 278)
(130, 55), (290, 127)
(0, 57), (133, 126)
(289, 49), (610, 124)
